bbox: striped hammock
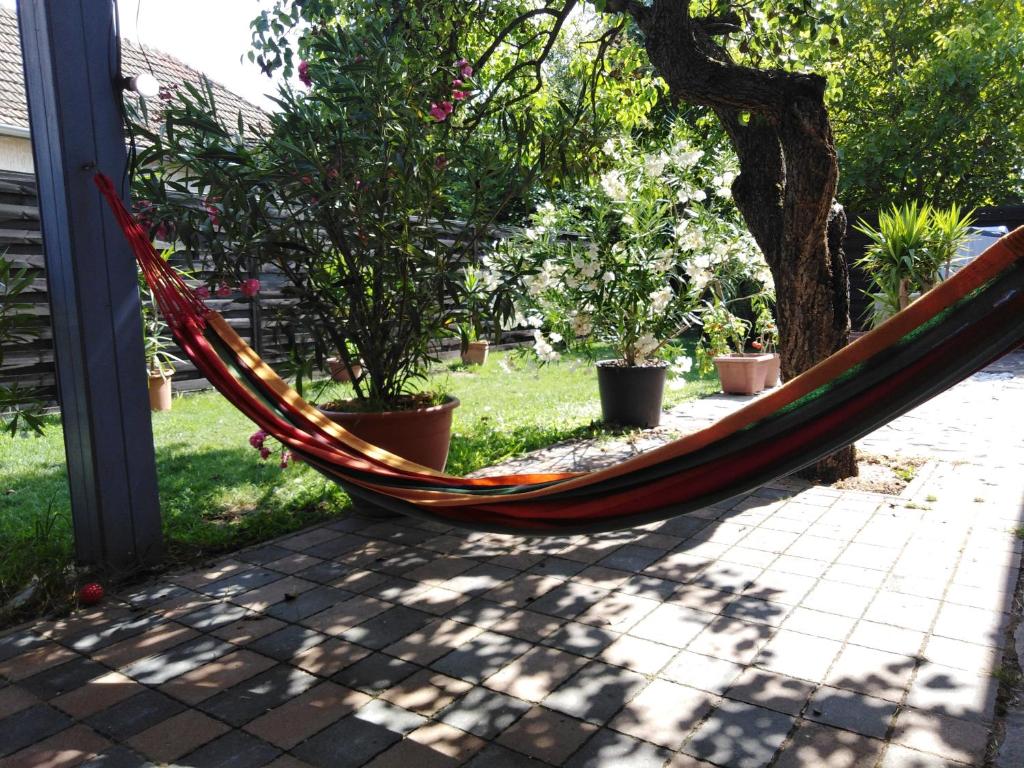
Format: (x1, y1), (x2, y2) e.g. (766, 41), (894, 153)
(96, 174), (1024, 534)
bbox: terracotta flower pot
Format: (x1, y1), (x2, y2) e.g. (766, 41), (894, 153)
(461, 340), (489, 366)
(713, 353), (776, 395)
(320, 396), (460, 471)
(326, 358), (362, 383)
(596, 360), (667, 428)
(763, 353), (782, 387)
(148, 374), (172, 412)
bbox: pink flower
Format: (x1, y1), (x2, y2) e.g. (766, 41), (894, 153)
(300, 175), (312, 186)
(249, 429), (268, 449)
(216, 283), (231, 298)
(205, 200), (220, 228)
(353, 54), (365, 64)
(452, 78), (463, 88)
(280, 450), (293, 469)
(298, 60), (312, 87)
(442, 101), (454, 115)
(195, 285), (210, 300)
(452, 90), (467, 101)
(240, 278), (261, 297)
(455, 58), (473, 78)
(259, 446), (271, 460)
(429, 102), (449, 122)
(434, 155), (448, 170)
(327, 168), (339, 180)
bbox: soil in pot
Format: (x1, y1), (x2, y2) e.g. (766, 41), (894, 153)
(148, 374), (172, 412)
(461, 340), (489, 366)
(596, 360), (667, 429)
(319, 394), (460, 471)
(713, 353), (775, 395)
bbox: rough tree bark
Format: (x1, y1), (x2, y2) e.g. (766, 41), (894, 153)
(608, 0), (857, 481)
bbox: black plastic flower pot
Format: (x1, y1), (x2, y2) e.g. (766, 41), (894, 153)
(596, 360), (668, 428)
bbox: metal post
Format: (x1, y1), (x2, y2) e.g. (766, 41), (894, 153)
(18, 0), (163, 569)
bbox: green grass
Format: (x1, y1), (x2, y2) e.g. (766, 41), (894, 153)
(0, 348), (717, 617)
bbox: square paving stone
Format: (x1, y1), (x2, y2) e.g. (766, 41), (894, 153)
(543, 661), (647, 724)
(353, 698), (428, 735)
(78, 745), (154, 768)
(247, 625), (327, 661)
(484, 645), (587, 703)
(296, 560), (353, 584)
(0, 630), (45, 663)
(496, 705), (598, 764)
(332, 652), (419, 694)
(62, 614), (166, 654)
(120, 636), (234, 685)
(179, 602), (251, 631)
(341, 605), (436, 650)
(199, 568), (284, 598)
(564, 728), (672, 768)
(200, 664), (318, 726)
(21, 655), (108, 698)
(609, 679), (713, 749)
(85, 689), (185, 741)
(179, 729), (281, 768)
(0, 703), (73, 757)
(724, 667), (814, 717)
(662, 650), (744, 694)
(236, 545), (295, 565)
(805, 685), (899, 739)
(598, 545), (665, 573)
(264, 586), (352, 622)
(544, 621), (618, 658)
(120, 583), (187, 609)
(683, 699), (793, 768)
(772, 721), (886, 768)
(463, 743), (548, 768)
(292, 713), (402, 768)
(444, 597), (510, 628)
(528, 582), (609, 620)
(431, 631), (532, 683)
(437, 686), (532, 740)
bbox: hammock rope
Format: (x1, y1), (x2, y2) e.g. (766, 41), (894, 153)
(95, 173), (1024, 534)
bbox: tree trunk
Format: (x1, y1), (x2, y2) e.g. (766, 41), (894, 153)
(627, 0), (857, 481)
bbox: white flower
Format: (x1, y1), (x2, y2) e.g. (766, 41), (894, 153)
(525, 227), (540, 241)
(602, 271), (615, 283)
(635, 333), (659, 358)
(537, 201), (558, 229)
(532, 330), (561, 362)
(677, 226), (706, 252)
(599, 170), (628, 200)
(549, 332), (563, 343)
(691, 189), (707, 202)
(649, 286), (673, 314)
(570, 314), (593, 337)
(622, 213), (636, 227)
(644, 152), (668, 178)
(602, 138), (616, 156)
(527, 313), (545, 328)
(671, 355), (693, 375)
(674, 148), (704, 168)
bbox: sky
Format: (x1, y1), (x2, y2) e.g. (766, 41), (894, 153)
(2, 0), (290, 109)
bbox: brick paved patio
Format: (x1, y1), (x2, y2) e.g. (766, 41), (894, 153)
(1, 354), (1022, 768)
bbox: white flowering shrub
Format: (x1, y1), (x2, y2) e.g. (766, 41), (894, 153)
(492, 127), (776, 371)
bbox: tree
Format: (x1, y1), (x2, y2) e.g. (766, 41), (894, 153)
(826, 0), (1024, 212)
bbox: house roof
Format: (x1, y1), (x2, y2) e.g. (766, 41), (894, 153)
(0, 7), (267, 133)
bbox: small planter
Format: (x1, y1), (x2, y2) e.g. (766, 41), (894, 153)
(326, 358), (362, 383)
(148, 374), (173, 412)
(596, 360), (667, 428)
(713, 353), (777, 395)
(320, 396), (460, 471)
(461, 340), (489, 366)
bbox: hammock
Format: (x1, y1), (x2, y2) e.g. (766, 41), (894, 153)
(96, 174), (1024, 534)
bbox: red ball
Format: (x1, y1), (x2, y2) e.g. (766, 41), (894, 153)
(78, 582), (104, 606)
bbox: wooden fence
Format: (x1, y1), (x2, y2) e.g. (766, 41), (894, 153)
(4, 166), (1023, 402)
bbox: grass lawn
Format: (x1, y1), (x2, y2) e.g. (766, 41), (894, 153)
(0, 347), (717, 614)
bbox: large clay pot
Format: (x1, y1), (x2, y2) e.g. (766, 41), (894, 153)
(326, 358), (362, 383)
(596, 360), (667, 428)
(713, 353), (776, 395)
(320, 396), (460, 471)
(461, 340), (489, 366)
(148, 374), (172, 412)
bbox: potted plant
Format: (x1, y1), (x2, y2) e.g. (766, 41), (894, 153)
(456, 265), (493, 366)
(699, 300), (776, 396)
(495, 140), (708, 428)
(140, 282), (184, 412)
(854, 202), (974, 328)
(131, 14), (526, 470)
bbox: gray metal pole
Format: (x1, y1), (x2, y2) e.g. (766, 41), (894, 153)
(18, 0), (163, 569)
